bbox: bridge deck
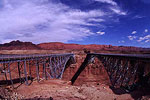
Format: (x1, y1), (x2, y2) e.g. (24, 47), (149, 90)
(0, 53), (74, 63)
(89, 53), (150, 61)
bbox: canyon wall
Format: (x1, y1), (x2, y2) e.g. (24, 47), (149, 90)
(62, 52), (110, 85)
(0, 40), (150, 54)
(0, 40), (150, 86)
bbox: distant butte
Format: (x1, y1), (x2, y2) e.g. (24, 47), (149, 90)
(0, 40), (41, 50)
(0, 40), (150, 54)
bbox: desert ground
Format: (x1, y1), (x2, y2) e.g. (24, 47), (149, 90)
(0, 49), (150, 100)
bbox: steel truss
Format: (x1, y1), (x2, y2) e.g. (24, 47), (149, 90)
(0, 54), (75, 88)
(71, 53), (150, 91)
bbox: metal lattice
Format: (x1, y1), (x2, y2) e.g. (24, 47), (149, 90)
(0, 54), (75, 88)
(71, 53), (150, 91)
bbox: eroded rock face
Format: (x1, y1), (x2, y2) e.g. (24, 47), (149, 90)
(1, 40), (150, 54)
(62, 53), (110, 86)
(38, 42), (150, 54)
(0, 40), (41, 50)
(62, 52), (150, 87)
(0, 40), (150, 87)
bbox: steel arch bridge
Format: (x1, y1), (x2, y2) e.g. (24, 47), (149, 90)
(0, 53), (75, 88)
(71, 53), (150, 91)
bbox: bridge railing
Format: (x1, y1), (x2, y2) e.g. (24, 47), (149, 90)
(89, 53), (150, 61)
(0, 53), (74, 63)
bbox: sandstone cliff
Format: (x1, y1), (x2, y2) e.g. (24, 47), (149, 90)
(0, 40), (41, 50)
(0, 40), (150, 54)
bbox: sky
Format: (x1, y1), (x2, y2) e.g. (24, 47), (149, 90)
(0, 0), (150, 47)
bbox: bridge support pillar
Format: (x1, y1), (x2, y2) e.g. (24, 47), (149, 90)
(24, 61), (29, 85)
(36, 60), (40, 82)
(3, 63), (8, 84)
(17, 62), (22, 83)
(8, 63), (14, 88)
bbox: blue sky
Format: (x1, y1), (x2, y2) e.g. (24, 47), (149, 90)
(0, 0), (150, 47)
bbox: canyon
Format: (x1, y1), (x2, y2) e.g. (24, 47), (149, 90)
(0, 40), (150, 100)
(0, 40), (150, 54)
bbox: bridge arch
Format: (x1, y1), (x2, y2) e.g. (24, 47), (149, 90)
(0, 53), (75, 88)
(71, 53), (150, 91)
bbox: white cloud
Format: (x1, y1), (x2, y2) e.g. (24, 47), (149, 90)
(145, 29), (148, 33)
(118, 40), (125, 43)
(133, 15), (145, 19)
(131, 31), (137, 34)
(0, 0), (126, 44)
(137, 35), (150, 42)
(110, 7), (127, 15)
(94, 0), (117, 5)
(145, 40), (150, 43)
(88, 18), (105, 22)
(97, 31), (105, 35)
(128, 35), (137, 40)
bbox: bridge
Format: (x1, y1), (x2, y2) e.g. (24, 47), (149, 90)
(71, 53), (150, 91)
(0, 53), (75, 88)
(1, 53), (150, 91)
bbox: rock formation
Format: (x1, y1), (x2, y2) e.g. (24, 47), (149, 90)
(0, 40), (41, 50)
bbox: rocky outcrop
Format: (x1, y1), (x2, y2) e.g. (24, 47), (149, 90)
(0, 40), (150, 54)
(0, 40), (41, 50)
(38, 42), (82, 50)
(62, 53), (110, 85)
(38, 42), (150, 54)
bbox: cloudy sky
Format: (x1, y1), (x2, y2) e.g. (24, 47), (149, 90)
(0, 0), (150, 47)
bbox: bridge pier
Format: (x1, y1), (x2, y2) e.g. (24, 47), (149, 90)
(3, 63), (8, 84)
(36, 60), (40, 82)
(28, 61), (32, 81)
(8, 63), (14, 88)
(17, 62), (22, 83)
(43, 61), (47, 80)
(24, 61), (29, 85)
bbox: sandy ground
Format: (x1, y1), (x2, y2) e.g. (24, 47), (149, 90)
(0, 50), (150, 100)
(0, 79), (147, 100)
